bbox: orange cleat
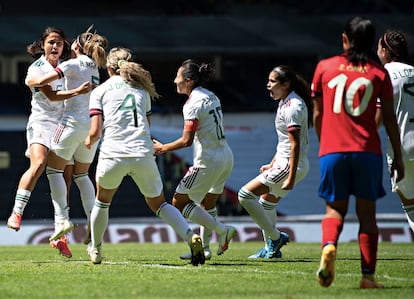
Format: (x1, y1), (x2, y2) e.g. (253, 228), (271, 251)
(317, 244), (336, 287)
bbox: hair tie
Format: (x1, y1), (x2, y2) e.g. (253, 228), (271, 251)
(118, 59), (126, 68)
(76, 35), (83, 49)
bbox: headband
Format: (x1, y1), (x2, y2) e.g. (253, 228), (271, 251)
(273, 66), (287, 82)
(383, 34), (399, 57)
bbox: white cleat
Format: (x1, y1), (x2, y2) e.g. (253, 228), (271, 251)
(217, 226), (237, 255)
(49, 219), (74, 241)
(88, 246), (102, 264)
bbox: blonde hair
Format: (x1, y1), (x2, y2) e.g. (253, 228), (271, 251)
(77, 26), (108, 68)
(106, 47), (159, 99)
(106, 47), (132, 72)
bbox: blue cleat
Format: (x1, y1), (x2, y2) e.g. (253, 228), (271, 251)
(265, 232), (289, 258)
(248, 247), (282, 259)
(248, 247), (267, 259)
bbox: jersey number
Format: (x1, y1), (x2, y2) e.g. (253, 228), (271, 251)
(118, 94), (138, 127)
(328, 74), (373, 116)
(209, 107), (225, 140)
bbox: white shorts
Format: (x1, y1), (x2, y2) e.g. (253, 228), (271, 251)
(389, 157), (414, 199)
(96, 156), (163, 198)
(258, 157), (309, 198)
(52, 121), (98, 163)
(25, 120), (57, 157)
(175, 151), (234, 204)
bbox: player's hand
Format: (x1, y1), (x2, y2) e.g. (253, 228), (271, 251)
(77, 81), (91, 94)
(259, 163), (271, 173)
(391, 157), (405, 183)
(84, 136), (99, 149)
(281, 178), (294, 190)
(153, 139), (164, 155)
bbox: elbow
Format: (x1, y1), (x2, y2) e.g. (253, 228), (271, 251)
(182, 139), (193, 147)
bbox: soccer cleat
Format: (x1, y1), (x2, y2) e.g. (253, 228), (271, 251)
(88, 246), (102, 264)
(248, 247), (282, 259)
(264, 231), (289, 258)
(317, 244), (336, 287)
(248, 247), (267, 259)
(200, 225), (213, 249)
(180, 246), (212, 261)
(217, 226), (237, 255)
(204, 247), (212, 260)
(360, 275), (384, 289)
(190, 234), (205, 266)
(7, 212), (22, 231)
(50, 236), (72, 258)
(49, 219), (74, 241)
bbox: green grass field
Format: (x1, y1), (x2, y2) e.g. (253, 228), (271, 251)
(0, 241), (412, 299)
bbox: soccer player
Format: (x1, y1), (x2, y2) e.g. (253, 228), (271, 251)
(153, 59), (237, 260)
(237, 65), (312, 259)
(6, 26), (90, 258)
(26, 26), (107, 243)
(376, 30), (414, 234)
(85, 47), (205, 266)
(312, 16), (404, 288)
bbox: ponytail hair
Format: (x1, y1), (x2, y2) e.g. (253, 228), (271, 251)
(106, 47), (159, 100)
(273, 65), (313, 128)
(343, 16), (376, 65)
(181, 59), (214, 88)
(76, 25), (108, 68)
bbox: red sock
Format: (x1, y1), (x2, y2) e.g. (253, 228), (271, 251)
(321, 217), (343, 247)
(359, 232), (378, 274)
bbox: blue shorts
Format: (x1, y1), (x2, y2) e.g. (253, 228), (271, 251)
(319, 152), (385, 202)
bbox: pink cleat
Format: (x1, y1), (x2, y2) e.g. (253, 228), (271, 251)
(7, 212), (22, 231)
(50, 236), (72, 258)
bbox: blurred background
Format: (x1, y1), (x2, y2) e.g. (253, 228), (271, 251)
(1, 0), (413, 221)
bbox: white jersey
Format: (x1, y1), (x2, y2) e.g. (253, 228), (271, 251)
(89, 75), (153, 158)
(275, 91), (309, 161)
(384, 61), (414, 161)
(57, 54), (99, 124)
(183, 87), (233, 168)
(25, 55), (65, 124)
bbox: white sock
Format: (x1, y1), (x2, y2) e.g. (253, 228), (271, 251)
(238, 188), (279, 240)
(259, 197), (278, 249)
(402, 204), (414, 233)
(183, 202), (226, 235)
(13, 189), (31, 215)
(200, 207), (216, 247)
(156, 202), (194, 243)
(46, 167), (69, 221)
(73, 173), (95, 221)
(90, 199), (110, 248)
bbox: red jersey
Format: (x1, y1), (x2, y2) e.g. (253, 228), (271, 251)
(311, 53), (393, 156)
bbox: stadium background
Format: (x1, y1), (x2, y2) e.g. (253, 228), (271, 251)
(0, 0), (413, 224)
